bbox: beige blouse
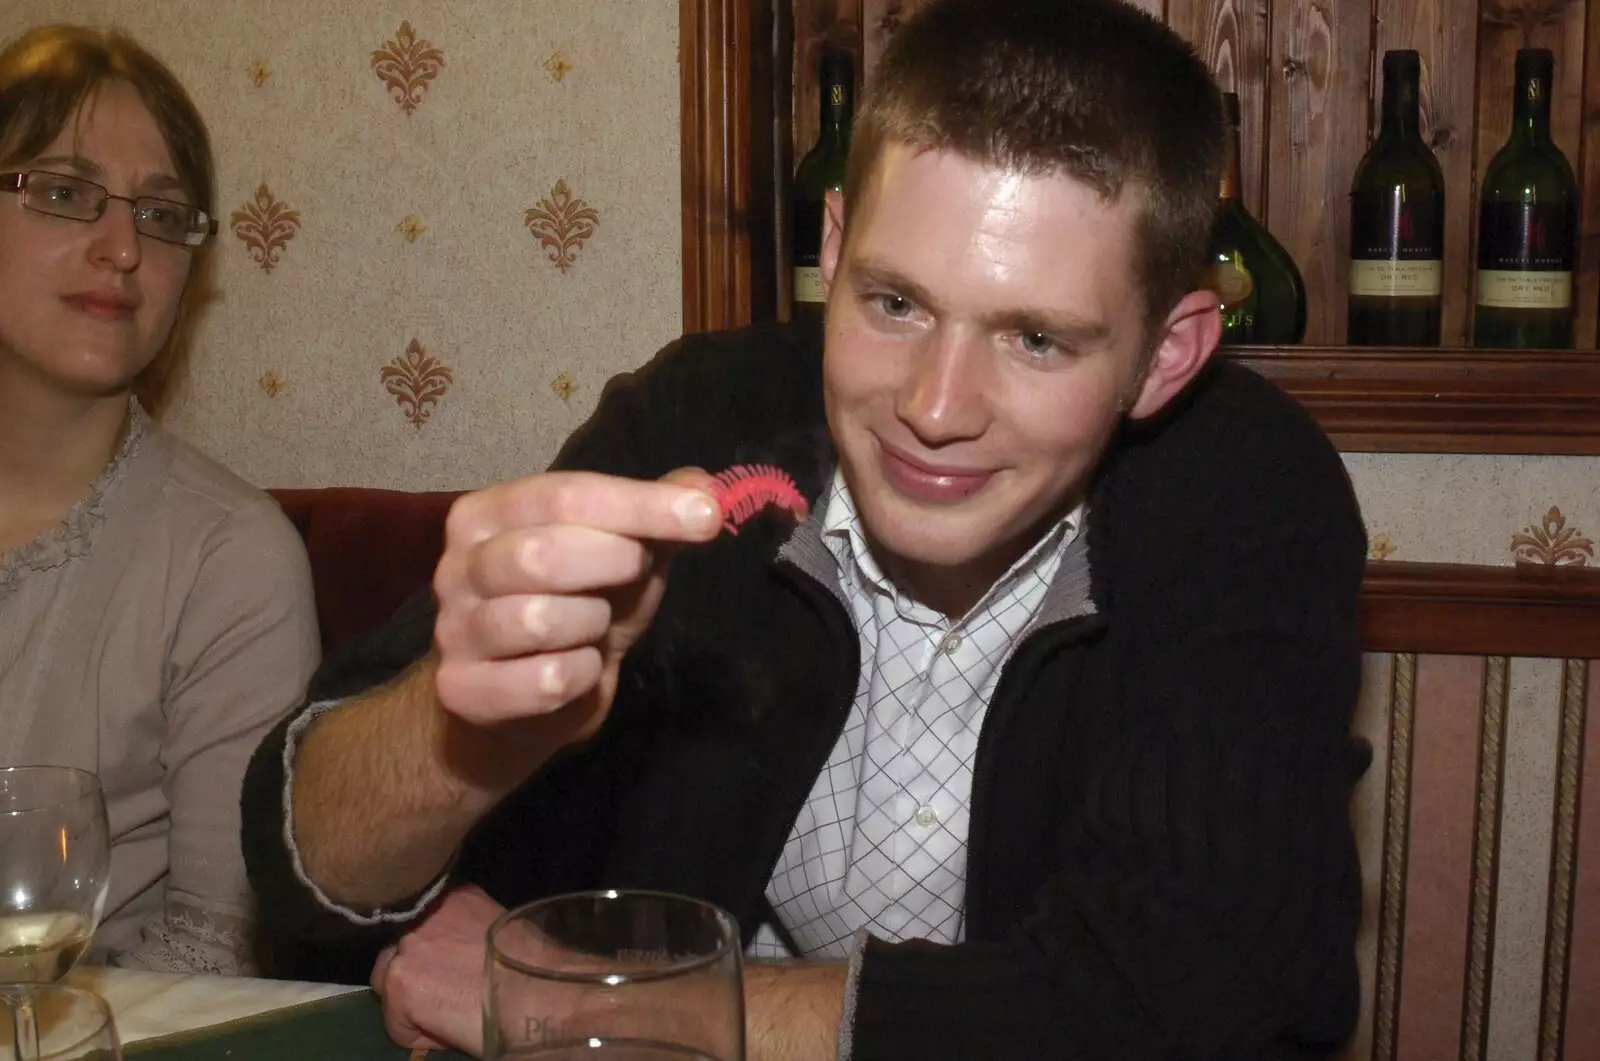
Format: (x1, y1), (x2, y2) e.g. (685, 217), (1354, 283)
(0, 402), (320, 974)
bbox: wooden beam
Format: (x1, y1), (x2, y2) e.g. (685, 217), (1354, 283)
(1359, 560), (1600, 657)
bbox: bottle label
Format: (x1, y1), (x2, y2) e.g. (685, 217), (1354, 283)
(1349, 188), (1443, 300)
(1475, 269), (1573, 309)
(1351, 259), (1443, 297)
(793, 267), (826, 304)
(1201, 253), (1256, 339)
(1477, 200), (1575, 273)
(1202, 255), (1254, 309)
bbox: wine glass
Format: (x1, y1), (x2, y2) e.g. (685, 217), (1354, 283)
(0, 769), (111, 1061)
(0, 987), (118, 1061)
(485, 890), (744, 1061)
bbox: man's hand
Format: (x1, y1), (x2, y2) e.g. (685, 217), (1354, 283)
(286, 468), (723, 910)
(371, 885), (505, 1054)
(432, 467), (723, 746)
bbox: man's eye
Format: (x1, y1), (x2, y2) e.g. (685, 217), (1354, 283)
(1020, 332), (1056, 355)
(877, 295), (913, 318)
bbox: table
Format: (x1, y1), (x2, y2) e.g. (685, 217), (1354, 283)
(67, 966), (362, 1044)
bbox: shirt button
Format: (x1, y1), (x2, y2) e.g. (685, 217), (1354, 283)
(939, 632), (963, 655)
(914, 805), (940, 828)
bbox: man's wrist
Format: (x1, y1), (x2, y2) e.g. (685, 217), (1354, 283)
(420, 657), (578, 802)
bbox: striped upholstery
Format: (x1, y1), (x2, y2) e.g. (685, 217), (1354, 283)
(1347, 562), (1600, 1061)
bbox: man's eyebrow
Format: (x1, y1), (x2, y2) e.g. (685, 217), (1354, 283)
(849, 257), (1111, 345)
(978, 308), (1112, 346)
(847, 259), (942, 311)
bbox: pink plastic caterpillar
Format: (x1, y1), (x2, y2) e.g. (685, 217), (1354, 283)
(709, 463), (809, 536)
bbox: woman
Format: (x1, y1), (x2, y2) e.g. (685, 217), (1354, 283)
(0, 26), (320, 974)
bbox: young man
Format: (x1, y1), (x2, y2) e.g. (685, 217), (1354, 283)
(241, 1), (1368, 1057)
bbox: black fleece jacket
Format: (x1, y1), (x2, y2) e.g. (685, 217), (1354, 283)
(242, 319), (1369, 1060)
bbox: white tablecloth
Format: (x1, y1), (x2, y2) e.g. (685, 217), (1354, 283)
(67, 967), (362, 1044)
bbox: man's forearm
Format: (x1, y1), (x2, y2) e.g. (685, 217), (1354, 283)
(745, 962), (848, 1061)
(290, 656), (559, 908)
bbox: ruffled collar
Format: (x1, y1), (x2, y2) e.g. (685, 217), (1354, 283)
(0, 400), (149, 601)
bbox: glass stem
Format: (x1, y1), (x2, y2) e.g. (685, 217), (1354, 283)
(10, 993), (40, 1061)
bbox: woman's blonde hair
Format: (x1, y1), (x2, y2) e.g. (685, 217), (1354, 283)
(0, 25), (217, 416)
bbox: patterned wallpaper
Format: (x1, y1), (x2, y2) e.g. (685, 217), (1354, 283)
(1345, 454), (1597, 570)
(9, 0), (682, 489)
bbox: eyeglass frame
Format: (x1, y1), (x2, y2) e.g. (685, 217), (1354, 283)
(0, 169), (218, 248)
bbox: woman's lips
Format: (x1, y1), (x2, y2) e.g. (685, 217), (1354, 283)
(878, 442), (993, 503)
(62, 294), (137, 321)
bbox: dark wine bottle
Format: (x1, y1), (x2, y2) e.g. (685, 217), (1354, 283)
(790, 49), (854, 322)
(1473, 48), (1577, 349)
(1348, 50), (1445, 346)
(1201, 93), (1307, 344)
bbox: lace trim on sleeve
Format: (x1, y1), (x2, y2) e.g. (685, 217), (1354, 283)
(113, 902), (255, 977)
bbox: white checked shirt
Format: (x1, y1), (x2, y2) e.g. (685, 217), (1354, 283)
(749, 471), (1083, 960)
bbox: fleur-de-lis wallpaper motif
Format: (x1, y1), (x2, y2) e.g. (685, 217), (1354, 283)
(1510, 507), (1594, 567)
(1369, 532), (1398, 561)
(258, 370), (286, 397)
(523, 179), (600, 273)
(381, 338), (453, 429)
(247, 59), (271, 87)
(370, 21), (445, 115)
(544, 52), (573, 82)
(396, 214), (427, 243)
(230, 184), (302, 273)
(551, 372), (578, 402)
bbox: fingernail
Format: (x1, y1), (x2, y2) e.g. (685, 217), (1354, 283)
(674, 492), (721, 533)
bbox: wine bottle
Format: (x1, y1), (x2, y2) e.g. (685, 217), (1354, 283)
(790, 49), (854, 322)
(1201, 93), (1307, 344)
(1348, 50), (1445, 346)
(1474, 48), (1577, 349)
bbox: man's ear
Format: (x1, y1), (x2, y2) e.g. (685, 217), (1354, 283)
(1126, 289), (1222, 420)
(820, 189), (846, 296)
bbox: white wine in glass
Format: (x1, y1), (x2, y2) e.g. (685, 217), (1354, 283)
(0, 769), (111, 1061)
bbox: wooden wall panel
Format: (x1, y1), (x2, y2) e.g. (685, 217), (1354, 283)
(1374, 0), (1483, 346)
(1578, 0), (1600, 346)
(1169, 0), (1273, 219)
(1266, 0), (1377, 344)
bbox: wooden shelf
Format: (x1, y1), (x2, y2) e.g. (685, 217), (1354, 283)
(1228, 346), (1600, 456)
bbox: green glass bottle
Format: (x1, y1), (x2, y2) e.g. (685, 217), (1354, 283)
(1348, 50), (1445, 346)
(1474, 48), (1577, 349)
(790, 49), (854, 322)
(1201, 93), (1306, 344)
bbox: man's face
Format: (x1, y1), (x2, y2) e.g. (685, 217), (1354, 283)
(819, 143), (1208, 605)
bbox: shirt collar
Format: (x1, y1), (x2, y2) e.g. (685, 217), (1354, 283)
(820, 468), (1084, 608)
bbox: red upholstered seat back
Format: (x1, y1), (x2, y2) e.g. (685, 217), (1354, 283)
(268, 487), (460, 653)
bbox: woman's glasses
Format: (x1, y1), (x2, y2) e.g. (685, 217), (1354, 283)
(0, 170), (215, 248)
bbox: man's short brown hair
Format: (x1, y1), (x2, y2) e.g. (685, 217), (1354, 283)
(844, 0), (1225, 334)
